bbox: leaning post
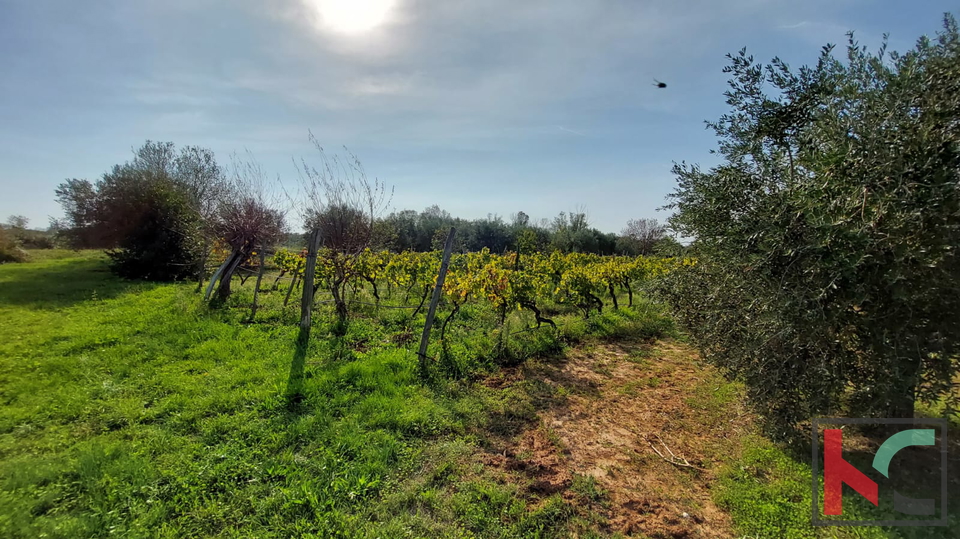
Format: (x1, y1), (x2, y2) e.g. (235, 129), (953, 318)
(418, 227), (456, 379)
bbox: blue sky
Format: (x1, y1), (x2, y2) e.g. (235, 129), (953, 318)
(1, 0), (954, 233)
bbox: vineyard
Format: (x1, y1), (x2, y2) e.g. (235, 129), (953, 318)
(195, 245), (695, 381)
(268, 248), (689, 321)
(0, 251), (745, 538)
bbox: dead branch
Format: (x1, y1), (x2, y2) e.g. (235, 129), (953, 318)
(645, 434), (706, 471)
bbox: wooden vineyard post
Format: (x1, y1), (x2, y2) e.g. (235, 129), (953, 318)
(418, 227), (456, 379)
(204, 254), (234, 301)
(283, 273), (299, 307)
(299, 229), (322, 338)
(249, 249), (267, 321)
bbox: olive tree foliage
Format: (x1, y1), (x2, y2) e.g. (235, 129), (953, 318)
(130, 142), (231, 284)
(54, 141), (230, 281)
(550, 208), (590, 252)
(660, 16), (960, 438)
(295, 135), (392, 325)
(175, 146), (231, 286)
(105, 176), (203, 280)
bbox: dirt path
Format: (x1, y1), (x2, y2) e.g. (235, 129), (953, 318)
(479, 339), (751, 538)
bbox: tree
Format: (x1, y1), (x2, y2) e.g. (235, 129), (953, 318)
(511, 211), (530, 228)
(467, 215), (510, 253)
(651, 236), (685, 257)
(417, 205), (453, 251)
(661, 16), (960, 437)
(549, 208), (592, 252)
(6, 215), (28, 230)
(384, 209), (420, 251)
(296, 135), (391, 327)
(130, 140), (176, 174)
(569, 229), (599, 253)
(431, 225), (466, 252)
(595, 230), (619, 256)
(106, 176), (202, 281)
(370, 216), (399, 251)
(54, 178), (100, 248)
(521, 226), (551, 253)
(568, 209), (589, 232)
(174, 145), (230, 287)
(620, 218), (666, 255)
(128, 141), (230, 284)
(210, 155), (286, 302)
(54, 141), (226, 280)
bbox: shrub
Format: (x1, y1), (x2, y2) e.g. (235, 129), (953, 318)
(55, 141), (226, 280)
(106, 178), (202, 281)
(0, 227), (27, 263)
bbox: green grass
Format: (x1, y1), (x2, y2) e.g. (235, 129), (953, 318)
(8, 252), (952, 538)
(570, 473), (606, 504)
(0, 252), (672, 538)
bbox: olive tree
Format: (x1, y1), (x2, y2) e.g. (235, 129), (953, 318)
(54, 141), (229, 280)
(661, 16), (960, 438)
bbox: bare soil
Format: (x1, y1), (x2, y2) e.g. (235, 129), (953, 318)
(477, 339), (753, 538)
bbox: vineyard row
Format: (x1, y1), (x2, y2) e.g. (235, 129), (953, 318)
(267, 248), (692, 321)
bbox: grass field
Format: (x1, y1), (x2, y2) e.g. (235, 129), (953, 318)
(0, 252), (956, 538)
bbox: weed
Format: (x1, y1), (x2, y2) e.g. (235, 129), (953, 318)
(619, 381), (643, 397)
(571, 473), (606, 504)
(544, 426), (566, 453)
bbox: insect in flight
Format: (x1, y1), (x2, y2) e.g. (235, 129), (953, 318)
(653, 79), (667, 88)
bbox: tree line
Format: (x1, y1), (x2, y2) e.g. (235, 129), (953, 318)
(49, 140), (680, 281)
(372, 206), (680, 256)
(0, 215), (57, 262)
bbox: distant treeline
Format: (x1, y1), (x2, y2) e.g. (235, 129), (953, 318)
(51, 141), (682, 260)
(358, 206), (682, 256)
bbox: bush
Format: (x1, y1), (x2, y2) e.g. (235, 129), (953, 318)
(0, 227), (27, 263)
(661, 16), (960, 437)
(16, 230), (55, 249)
(55, 141), (225, 280)
(106, 179), (202, 281)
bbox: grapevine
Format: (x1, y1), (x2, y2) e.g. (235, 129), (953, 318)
(272, 248), (686, 321)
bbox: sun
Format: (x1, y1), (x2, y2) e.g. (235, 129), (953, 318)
(308, 0), (396, 34)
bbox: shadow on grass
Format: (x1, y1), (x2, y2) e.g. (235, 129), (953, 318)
(0, 255), (155, 309)
(284, 326), (310, 412)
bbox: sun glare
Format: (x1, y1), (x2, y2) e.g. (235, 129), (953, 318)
(309, 0), (395, 34)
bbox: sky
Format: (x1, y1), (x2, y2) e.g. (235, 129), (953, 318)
(1, 0), (955, 234)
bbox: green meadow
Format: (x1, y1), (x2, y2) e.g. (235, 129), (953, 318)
(1, 252), (956, 538)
